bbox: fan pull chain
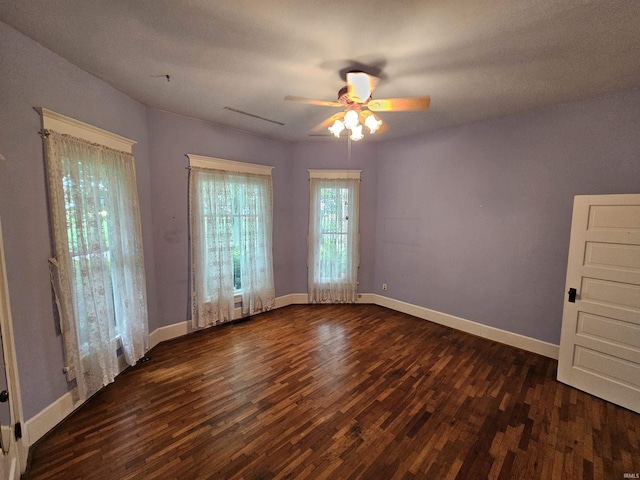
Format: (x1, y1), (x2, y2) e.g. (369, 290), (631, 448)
(346, 136), (352, 221)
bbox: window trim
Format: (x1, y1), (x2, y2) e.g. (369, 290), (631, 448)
(188, 154), (273, 300)
(39, 108), (140, 364)
(308, 169), (361, 180)
(187, 154), (273, 176)
(307, 173), (360, 302)
(38, 108), (136, 153)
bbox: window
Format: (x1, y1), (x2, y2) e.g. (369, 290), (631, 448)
(308, 170), (360, 303)
(316, 185), (352, 280)
(42, 108), (149, 401)
(62, 165), (115, 347)
(189, 155), (275, 328)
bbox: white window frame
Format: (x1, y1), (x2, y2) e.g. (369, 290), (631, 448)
(307, 169), (361, 302)
(39, 108), (138, 364)
(39, 108), (136, 152)
(308, 169), (362, 180)
(188, 154), (273, 176)
(188, 154), (273, 299)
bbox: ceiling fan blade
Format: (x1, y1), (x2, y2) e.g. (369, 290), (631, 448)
(376, 121), (389, 134)
(284, 95), (342, 107)
(367, 96), (431, 112)
(346, 72), (376, 103)
(312, 112), (345, 132)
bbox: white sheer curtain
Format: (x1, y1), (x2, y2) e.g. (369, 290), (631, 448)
(237, 175), (276, 316)
(189, 169), (235, 327)
(189, 167), (275, 328)
(308, 177), (360, 303)
(44, 131), (149, 401)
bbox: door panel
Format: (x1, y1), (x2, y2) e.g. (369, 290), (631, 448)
(573, 346), (640, 387)
(581, 277), (640, 308)
(577, 312), (640, 349)
(558, 194), (640, 414)
(585, 242), (640, 271)
(588, 205), (640, 230)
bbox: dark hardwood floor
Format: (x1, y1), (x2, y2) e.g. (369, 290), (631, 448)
(22, 304), (640, 479)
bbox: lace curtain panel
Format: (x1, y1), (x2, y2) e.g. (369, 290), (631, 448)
(189, 167), (275, 328)
(308, 178), (360, 303)
(44, 131), (149, 400)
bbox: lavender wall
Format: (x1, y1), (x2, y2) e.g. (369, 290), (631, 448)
(146, 109), (294, 330)
(2, 16), (639, 429)
(0, 21), (157, 420)
(289, 141), (378, 294)
(373, 89), (640, 344)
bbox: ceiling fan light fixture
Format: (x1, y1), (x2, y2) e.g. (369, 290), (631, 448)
(344, 110), (359, 130)
(349, 124), (364, 141)
(364, 113), (382, 134)
(328, 119), (345, 138)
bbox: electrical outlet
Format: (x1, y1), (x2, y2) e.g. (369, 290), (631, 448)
(382, 283), (388, 291)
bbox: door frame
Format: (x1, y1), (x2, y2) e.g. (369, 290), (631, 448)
(0, 218), (27, 477)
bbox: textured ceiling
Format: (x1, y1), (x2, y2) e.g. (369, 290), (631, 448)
(2, 0), (640, 142)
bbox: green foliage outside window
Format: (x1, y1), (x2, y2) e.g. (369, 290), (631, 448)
(233, 246), (241, 290)
(318, 186), (350, 279)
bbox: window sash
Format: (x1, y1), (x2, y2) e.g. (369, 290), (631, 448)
(189, 163), (275, 327)
(42, 116), (148, 400)
(308, 176), (360, 303)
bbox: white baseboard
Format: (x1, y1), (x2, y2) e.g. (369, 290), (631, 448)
(147, 294), (310, 350)
(149, 320), (190, 350)
(276, 293), (308, 306)
(25, 391), (76, 448)
(357, 293), (377, 304)
(26, 292), (558, 447)
(26, 350), (132, 447)
(370, 294), (559, 359)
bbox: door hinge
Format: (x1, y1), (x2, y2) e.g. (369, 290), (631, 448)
(568, 288), (577, 303)
(14, 422), (22, 440)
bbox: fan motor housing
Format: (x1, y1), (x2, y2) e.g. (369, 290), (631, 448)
(337, 86), (350, 104)
(338, 85), (371, 106)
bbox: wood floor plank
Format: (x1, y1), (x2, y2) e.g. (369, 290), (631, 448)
(22, 304), (640, 479)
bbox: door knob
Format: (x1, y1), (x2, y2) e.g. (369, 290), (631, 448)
(0, 390), (8, 403)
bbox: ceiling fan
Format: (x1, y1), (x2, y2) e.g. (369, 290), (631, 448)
(285, 71), (430, 140)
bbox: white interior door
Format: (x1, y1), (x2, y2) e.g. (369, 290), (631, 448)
(0, 219), (26, 478)
(557, 194), (640, 414)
